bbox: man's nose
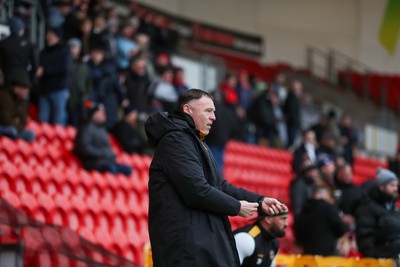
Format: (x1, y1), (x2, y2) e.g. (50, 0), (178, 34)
(210, 112), (216, 121)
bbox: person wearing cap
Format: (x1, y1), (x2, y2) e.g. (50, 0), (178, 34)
(295, 186), (348, 256)
(67, 38), (92, 127)
(317, 153), (336, 188)
(233, 208), (289, 267)
(112, 105), (145, 154)
(354, 168), (400, 258)
(0, 77), (35, 142)
(37, 27), (72, 126)
(290, 159), (319, 217)
(0, 17), (37, 87)
(73, 101), (132, 176)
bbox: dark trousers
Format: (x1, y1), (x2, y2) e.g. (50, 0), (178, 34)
(98, 163), (133, 176)
(0, 125), (35, 142)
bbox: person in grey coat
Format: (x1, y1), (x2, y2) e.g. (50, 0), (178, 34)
(145, 89), (287, 267)
(74, 102), (132, 176)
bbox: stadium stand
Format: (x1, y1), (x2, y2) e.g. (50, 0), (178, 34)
(0, 1), (398, 266)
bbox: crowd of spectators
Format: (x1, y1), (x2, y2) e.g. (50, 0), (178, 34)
(0, 0), (186, 171)
(290, 129), (400, 258)
(0, 1), (361, 161)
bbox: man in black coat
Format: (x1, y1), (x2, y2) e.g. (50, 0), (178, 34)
(37, 27), (72, 126)
(283, 80), (303, 148)
(355, 168), (400, 258)
(145, 89), (287, 267)
(234, 208), (288, 267)
(295, 186), (347, 256)
(74, 102), (132, 176)
(0, 17), (37, 88)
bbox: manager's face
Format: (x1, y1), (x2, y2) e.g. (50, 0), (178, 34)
(183, 96), (216, 135)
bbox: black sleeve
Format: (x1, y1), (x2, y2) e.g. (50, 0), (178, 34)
(43, 47), (73, 75)
(325, 203), (347, 238)
(355, 205), (377, 257)
(292, 148), (303, 174)
(159, 131), (241, 216)
(219, 179), (263, 203)
(290, 180), (306, 217)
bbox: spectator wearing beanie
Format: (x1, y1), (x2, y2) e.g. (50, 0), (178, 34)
(0, 77), (35, 142)
(37, 27), (72, 126)
(74, 101), (133, 176)
(354, 168), (400, 258)
(0, 17), (37, 87)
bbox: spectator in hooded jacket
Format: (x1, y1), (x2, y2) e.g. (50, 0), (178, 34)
(0, 77), (34, 142)
(0, 17), (37, 88)
(295, 186), (347, 256)
(37, 27), (72, 126)
(74, 101), (132, 176)
(355, 168), (400, 258)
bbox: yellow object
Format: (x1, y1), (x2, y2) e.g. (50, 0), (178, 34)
(294, 255), (318, 267)
(275, 254), (297, 267)
(378, 258), (394, 267)
(316, 256), (354, 267)
(353, 258), (380, 267)
(248, 225), (261, 238)
(143, 242), (153, 267)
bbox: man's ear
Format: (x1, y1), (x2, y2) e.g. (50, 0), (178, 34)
(182, 104), (191, 114)
(264, 216), (273, 225)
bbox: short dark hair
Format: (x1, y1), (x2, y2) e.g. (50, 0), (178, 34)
(177, 89), (213, 112)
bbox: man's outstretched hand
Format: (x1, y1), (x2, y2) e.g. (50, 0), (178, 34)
(261, 198), (288, 215)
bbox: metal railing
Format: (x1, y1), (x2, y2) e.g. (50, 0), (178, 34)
(306, 46), (393, 108)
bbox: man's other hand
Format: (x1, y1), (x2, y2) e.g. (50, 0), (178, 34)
(238, 201), (259, 218)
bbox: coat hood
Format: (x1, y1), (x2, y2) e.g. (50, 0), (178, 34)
(145, 111), (197, 147)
